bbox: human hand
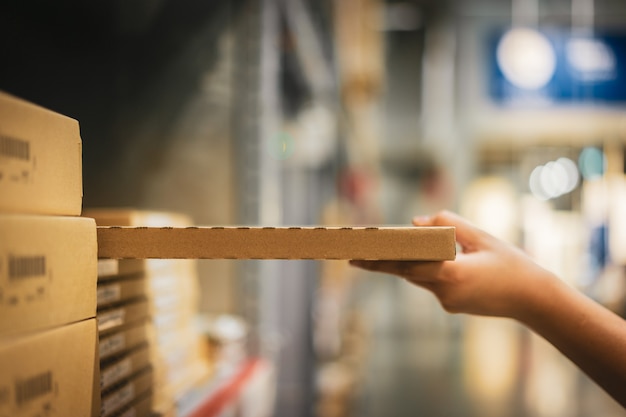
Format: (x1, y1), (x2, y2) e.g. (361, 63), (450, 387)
(350, 211), (557, 319)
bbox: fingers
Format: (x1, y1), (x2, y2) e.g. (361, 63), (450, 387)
(412, 210), (485, 252)
(349, 260), (444, 283)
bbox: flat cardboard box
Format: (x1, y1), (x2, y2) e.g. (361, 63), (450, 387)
(96, 226), (456, 260)
(97, 277), (147, 308)
(99, 321), (151, 361)
(100, 345), (151, 392)
(153, 361), (211, 413)
(149, 322), (198, 354)
(0, 91), (82, 216)
(0, 318), (97, 417)
(98, 300), (150, 335)
(0, 214), (97, 336)
(150, 333), (210, 398)
(100, 369), (153, 417)
(113, 394), (153, 417)
(98, 258), (147, 280)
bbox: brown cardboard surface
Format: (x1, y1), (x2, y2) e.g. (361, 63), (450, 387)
(97, 277), (147, 308)
(0, 91), (82, 216)
(99, 321), (151, 361)
(0, 318), (97, 417)
(100, 345), (151, 392)
(0, 214), (97, 336)
(92, 334), (101, 417)
(97, 226), (456, 260)
(100, 369), (153, 417)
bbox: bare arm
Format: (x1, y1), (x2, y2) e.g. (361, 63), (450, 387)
(350, 211), (626, 408)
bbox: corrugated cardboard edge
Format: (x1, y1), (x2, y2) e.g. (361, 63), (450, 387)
(96, 226), (456, 261)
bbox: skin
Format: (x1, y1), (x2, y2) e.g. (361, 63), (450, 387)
(350, 210), (626, 408)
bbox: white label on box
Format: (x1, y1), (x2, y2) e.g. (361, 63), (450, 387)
(99, 333), (127, 359)
(102, 383), (134, 417)
(98, 308), (126, 332)
(98, 259), (119, 278)
(101, 358), (132, 389)
(97, 284), (122, 306)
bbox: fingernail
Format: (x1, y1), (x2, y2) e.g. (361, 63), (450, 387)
(412, 215), (430, 224)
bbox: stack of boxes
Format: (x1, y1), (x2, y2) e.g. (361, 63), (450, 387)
(84, 208), (212, 417)
(0, 91), (98, 416)
(96, 257), (153, 417)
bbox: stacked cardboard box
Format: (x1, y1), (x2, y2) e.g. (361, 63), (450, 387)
(86, 208), (213, 416)
(97, 258), (153, 417)
(0, 91), (98, 417)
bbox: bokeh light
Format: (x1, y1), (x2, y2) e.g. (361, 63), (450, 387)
(578, 147), (605, 180)
(496, 28), (557, 90)
(529, 157), (580, 200)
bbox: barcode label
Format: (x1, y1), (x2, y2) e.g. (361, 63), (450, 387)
(0, 136), (30, 161)
(14, 371), (52, 406)
(8, 255), (46, 280)
(99, 333), (126, 359)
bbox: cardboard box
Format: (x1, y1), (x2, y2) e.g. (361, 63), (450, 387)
(0, 214), (97, 336)
(99, 264), (197, 305)
(0, 91), (82, 216)
(99, 321), (151, 361)
(100, 369), (152, 417)
(154, 361), (211, 412)
(113, 394), (153, 417)
(100, 345), (151, 392)
(98, 300), (150, 335)
(0, 318), (97, 417)
(98, 259), (147, 281)
(96, 226), (456, 260)
(149, 322), (198, 354)
(97, 277), (147, 308)
(150, 332), (209, 395)
(83, 208), (193, 227)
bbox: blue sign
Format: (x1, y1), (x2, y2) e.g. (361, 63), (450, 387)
(488, 27), (626, 105)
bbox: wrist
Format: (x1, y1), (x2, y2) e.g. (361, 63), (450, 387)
(509, 267), (564, 326)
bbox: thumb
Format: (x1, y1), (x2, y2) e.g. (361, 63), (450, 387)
(412, 210), (485, 252)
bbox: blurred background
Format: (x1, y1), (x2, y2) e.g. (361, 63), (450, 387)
(1, 0), (626, 416)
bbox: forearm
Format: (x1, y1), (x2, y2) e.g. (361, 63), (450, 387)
(516, 273), (626, 408)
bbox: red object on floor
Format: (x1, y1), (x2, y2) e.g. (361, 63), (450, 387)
(188, 359), (261, 417)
